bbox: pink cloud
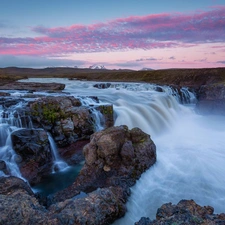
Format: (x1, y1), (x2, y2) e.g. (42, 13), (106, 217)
(0, 6), (225, 56)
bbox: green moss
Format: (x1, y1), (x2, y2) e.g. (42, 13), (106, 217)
(31, 102), (66, 123)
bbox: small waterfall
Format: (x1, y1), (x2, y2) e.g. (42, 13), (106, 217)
(163, 86), (197, 104)
(0, 102), (30, 179)
(47, 133), (68, 172)
(78, 96), (105, 131)
(90, 108), (105, 131)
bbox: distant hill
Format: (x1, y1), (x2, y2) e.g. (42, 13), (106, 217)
(1, 66), (225, 88)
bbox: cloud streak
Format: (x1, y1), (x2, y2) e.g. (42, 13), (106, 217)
(0, 6), (225, 56)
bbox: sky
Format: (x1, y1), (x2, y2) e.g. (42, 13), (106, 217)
(0, 0), (225, 70)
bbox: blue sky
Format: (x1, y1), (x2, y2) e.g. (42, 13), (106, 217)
(0, 0), (225, 69)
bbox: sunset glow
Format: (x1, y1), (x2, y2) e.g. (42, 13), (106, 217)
(1, 1), (225, 69)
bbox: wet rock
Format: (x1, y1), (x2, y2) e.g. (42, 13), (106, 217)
(58, 140), (88, 165)
(11, 128), (53, 185)
(196, 84), (225, 115)
(135, 199), (225, 225)
(0, 92), (10, 96)
(0, 160), (9, 175)
(29, 96), (113, 147)
(52, 125), (156, 202)
(0, 176), (47, 225)
(0, 97), (24, 108)
(96, 104), (114, 128)
(93, 83), (111, 89)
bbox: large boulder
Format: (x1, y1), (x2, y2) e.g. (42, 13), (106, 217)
(52, 125), (156, 202)
(11, 128), (53, 185)
(196, 84), (225, 115)
(47, 187), (127, 225)
(29, 96), (113, 147)
(0, 176), (47, 225)
(135, 199), (225, 225)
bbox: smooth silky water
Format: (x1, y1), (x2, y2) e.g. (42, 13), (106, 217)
(19, 78), (225, 223)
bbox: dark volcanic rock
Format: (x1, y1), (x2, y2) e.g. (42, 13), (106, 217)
(0, 81), (65, 91)
(0, 97), (24, 108)
(135, 199), (225, 225)
(0, 176), (46, 225)
(29, 96), (114, 147)
(96, 104), (114, 128)
(11, 128), (53, 185)
(0, 92), (10, 96)
(52, 125), (156, 202)
(47, 187), (127, 225)
(93, 82), (111, 89)
(196, 84), (225, 115)
(0, 177), (128, 225)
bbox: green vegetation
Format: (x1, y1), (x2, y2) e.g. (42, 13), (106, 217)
(31, 102), (66, 123)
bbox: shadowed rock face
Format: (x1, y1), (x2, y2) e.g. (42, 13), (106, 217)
(196, 85), (225, 115)
(52, 125), (156, 202)
(135, 199), (225, 225)
(11, 128), (53, 185)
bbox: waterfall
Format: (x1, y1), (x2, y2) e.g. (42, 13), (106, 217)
(47, 133), (68, 172)
(0, 102), (29, 179)
(78, 96), (105, 131)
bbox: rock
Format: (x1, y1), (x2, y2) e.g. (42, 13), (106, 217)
(52, 125), (156, 202)
(0, 92), (10, 96)
(0, 160), (9, 175)
(0, 176), (47, 225)
(93, 83), (111, 89)
(11, 128), (53, 185)
(47, 187), (127, 225)
(0, 177), (128, 225)
(96, 104), (114, 128)
(0, 81), (65, 91)
(29, 96), (113, 147)
(58, 140), (88, 165)
(0, 97), (24, 108)
(135, 199), (225, 225)
(196, 84), (225, 115)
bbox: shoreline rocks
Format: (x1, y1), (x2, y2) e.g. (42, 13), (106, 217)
(135, 199), (225, 225)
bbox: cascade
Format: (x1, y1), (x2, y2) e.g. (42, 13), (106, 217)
(47, 133), (68, 172)
(0, 102), (30, 179)
(78, 96), (106, 131)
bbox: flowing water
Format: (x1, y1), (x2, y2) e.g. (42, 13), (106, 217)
(14, 78), (225, 222)
(0, 102), (29, 178)
(47, 133), (68, 172)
